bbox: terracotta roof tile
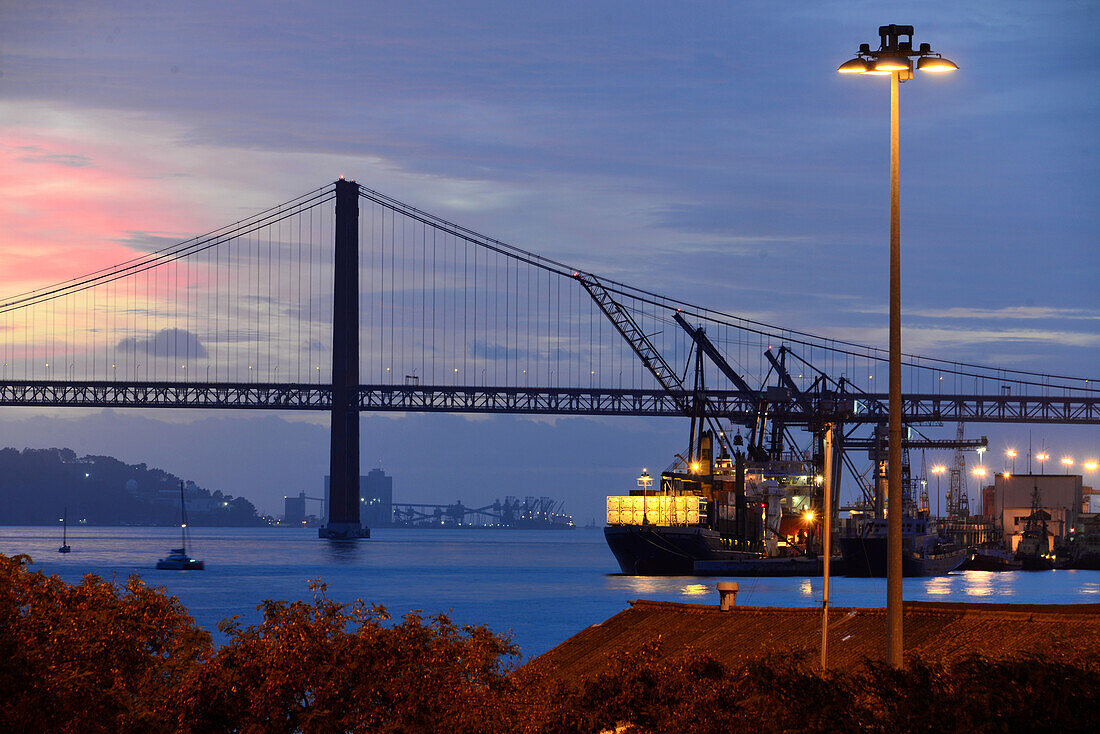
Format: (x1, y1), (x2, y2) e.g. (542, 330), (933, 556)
(528, 600), (1100, 679)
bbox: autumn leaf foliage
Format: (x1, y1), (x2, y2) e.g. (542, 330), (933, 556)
(0, 553), (212, 731)
(3, 552), (1099, 733)
(176, 581), (520, 733)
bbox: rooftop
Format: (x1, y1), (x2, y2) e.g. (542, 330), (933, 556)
(529, 599), (1100, 679)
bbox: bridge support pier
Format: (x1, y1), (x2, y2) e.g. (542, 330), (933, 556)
(320, 178), (370, 540)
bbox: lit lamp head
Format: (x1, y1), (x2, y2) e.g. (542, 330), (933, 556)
(838, 57), (870, 74)
(873, 55), (911, 73)
(917, 55), (959, 73)
(838, 27), (956, 79)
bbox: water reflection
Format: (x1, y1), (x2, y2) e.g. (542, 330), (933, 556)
(964, 571), (993, 597)
(323, 540), (364, 564)
(680, 583), (710, 596)
(799, 579), (813, 597)
(605, 575), (711, 599)
(1081, 582), (1100, 595)
(924, 576), (953, 596)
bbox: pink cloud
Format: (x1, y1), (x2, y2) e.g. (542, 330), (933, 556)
(0, 129), (202, 297)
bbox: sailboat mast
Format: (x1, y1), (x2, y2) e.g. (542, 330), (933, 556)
(62, 508), (67, 545)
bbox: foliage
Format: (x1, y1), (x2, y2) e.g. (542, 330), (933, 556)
(0, 553), (213, 732)
(2, 552), (1098, 733)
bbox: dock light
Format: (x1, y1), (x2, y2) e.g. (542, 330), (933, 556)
(1084, 460), (1098, 472)
(690, 462), (701, 474)
(841, 26), (957, 669)
(1062, 457), (1075, 473)
(838, 57), (870, 74)
(916, 55), (959, 73)
(803, 510), (815, 523)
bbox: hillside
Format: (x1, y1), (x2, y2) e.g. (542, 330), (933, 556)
(0, 447), (266, 526)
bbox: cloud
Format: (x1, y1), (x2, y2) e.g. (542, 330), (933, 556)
(117, 328), (208, 358)
(851, 305), (1100, 322)
(16, 145), (92, 168)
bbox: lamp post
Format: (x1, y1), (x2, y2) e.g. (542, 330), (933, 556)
(932, 465), (946, 518)
(1086, 461), (1099, 512)
(1036, 451), (1050, 473)
(1062, 456), (1074, 475)
(1006, 449), (1017, 474)
(972, 465), (987, 522)
(839, 25), (957, 669)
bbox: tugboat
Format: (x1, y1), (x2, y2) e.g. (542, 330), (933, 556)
(156, 481), (204, 571)
(58, 508), (71, 553)
(1015, 486), (1054, 571)
(839, 515), (967, 577)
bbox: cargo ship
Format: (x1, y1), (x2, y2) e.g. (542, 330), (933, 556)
(604, 430), (824, 575)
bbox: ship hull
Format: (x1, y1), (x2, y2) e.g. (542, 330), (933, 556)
(839, 535), (966, 577)
(604, 525), (729, 575)
(1060, 554), (1100, 570)
(1017, 555), (1054, 571)
(959, 548), (1022, 571)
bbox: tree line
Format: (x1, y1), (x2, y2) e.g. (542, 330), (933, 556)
(0, 447), (264, 526)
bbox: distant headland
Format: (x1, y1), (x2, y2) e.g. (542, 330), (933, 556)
(0, 447), (266, 526)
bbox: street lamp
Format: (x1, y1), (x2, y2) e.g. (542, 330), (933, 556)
(931, 464), (947, 518)
(839, 24), (957, 670)
(972, 466), (987, 517)
(1006, 449), (1017, 474)
(1062, 456), (1074, 474)
(1036, 451), (1050, 473)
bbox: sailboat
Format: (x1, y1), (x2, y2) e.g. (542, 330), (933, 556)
(156, 481), (204, 570)
(58, 508), (71, 553)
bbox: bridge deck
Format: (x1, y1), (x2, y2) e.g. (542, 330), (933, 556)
(1, 381), (1096, 424)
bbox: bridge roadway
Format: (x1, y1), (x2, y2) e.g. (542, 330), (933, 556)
(1, 381), (1097, 425)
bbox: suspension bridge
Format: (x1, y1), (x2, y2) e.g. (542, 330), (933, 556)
(2, 179), (1097, 537)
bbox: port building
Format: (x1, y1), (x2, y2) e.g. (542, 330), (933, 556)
(323, 468), (393, 527)
(981, 473), (1084, 553)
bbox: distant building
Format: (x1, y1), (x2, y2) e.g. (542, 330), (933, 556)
(284, 492), (308, 525)
(323, 468), (394, 527)
(982, 473), (1083, 552)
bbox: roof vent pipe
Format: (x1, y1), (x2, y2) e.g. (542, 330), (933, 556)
(717, 581), (739, 610)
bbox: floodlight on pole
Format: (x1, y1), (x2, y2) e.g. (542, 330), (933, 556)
(838, 24), (956, 671)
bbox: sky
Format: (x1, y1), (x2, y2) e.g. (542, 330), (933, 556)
(0, 1), (1097, 519)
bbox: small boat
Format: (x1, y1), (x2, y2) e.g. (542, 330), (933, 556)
(156, 481), (204, 570)
(58, 508), (71, 553)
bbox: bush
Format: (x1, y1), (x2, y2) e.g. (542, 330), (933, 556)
(2, 553), (1097, 733)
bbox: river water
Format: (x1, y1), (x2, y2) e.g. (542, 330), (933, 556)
(4, 526), (1099, 659)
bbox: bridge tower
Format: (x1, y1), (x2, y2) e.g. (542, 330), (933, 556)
(319, 178), (370, 539)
